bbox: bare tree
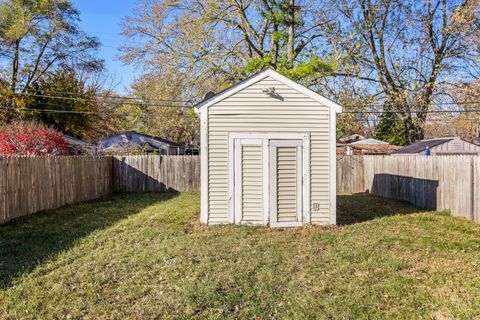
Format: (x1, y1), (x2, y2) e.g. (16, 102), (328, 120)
(324, 0), (479, 143)
(120, 0), (334, 97)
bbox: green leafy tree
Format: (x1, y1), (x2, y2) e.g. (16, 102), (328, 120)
(27, 69), (101, 138)
(374, 112), (408, 146)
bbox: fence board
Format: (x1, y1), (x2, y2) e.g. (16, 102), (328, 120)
(112, 155), (200, 193)
(337, 155), (480, 221)
(0, 156), (113, 224)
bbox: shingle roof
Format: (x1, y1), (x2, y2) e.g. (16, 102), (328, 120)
(391, 138), (454, 154)
(350, 144), (402, 154)
(349, 138), (389, 145)
(97, 131), (182, 153)
(62, 134), (95, 148)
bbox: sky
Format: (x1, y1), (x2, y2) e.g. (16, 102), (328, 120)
(72, 0), (138, 94)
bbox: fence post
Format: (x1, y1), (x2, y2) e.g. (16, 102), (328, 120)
(471, 156), (475, 221)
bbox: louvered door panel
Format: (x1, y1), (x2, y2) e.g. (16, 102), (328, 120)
(270, 140), (303, 227)
(241, 145), (263, 222)
(277, 147), (298, 222)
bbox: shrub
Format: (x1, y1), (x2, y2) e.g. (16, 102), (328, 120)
(0, 120), (69, 156)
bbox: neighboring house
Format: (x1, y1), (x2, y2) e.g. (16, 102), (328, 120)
(196, 68), (342, 228)
(349, 138), (388, 145)
(97, 131), (187, 155)
(472, 137), (480, 146)
(392, 137), (480, 155)
(184, 144), (200, 155)
(346, 143), (402, 155)
(337, 138), (401, 156)
(62, 134), (96, 155)
(338, 134), (365, 144)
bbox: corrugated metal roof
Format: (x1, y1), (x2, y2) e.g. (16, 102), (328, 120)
(392, 138), (453, 154)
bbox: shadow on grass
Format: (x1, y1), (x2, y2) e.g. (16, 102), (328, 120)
(337, 193), (422, 226)
(0, 192), (179, 289)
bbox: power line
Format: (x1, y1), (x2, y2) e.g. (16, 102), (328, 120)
(6, 85), (480, 107)
(0, 106), (98, 115)
(4, 85), (480, 108)
(4, 105), (480, 118)
(345, 116), (480, 123)
(0, 106), (198, 118)
(0, 86), (189, 103)
(342, 109), (480, 114)
(5, 90), (480, 115)
(7, 92), (190, 108)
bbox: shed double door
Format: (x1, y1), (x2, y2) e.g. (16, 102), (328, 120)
(233, 138), (304, 227)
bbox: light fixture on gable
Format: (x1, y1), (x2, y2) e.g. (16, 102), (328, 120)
(262, 87), (276, 96)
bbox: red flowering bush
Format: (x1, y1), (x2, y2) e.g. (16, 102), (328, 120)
(0, 120), (69, 156)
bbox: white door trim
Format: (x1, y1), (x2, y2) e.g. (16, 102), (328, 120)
(200, 108), (209, 224)
(269, 139), (304, 228)
(228, 132), (310, 227)
(329, 107), (337, 224)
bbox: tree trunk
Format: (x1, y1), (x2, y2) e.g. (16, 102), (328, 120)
(286, 0), (295, 68)
(10, 39), (21, 111)
(12, 39), (20, 92)
(271, 23), (279, 67)
(403, 114), (424, 144)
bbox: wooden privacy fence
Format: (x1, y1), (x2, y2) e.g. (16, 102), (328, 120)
(3, 154), (480, 224)
(0, 155), (200, 224)
(0, 157), (112, 224)
(337, 155), (480, 222)
(112, 155), (200, 192)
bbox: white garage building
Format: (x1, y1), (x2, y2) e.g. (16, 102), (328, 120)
(196, 69), (342, 227)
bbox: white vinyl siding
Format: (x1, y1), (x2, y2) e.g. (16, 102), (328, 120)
(241, 145), (263, 222)
(276, 147), (298, 222)
(207, 76), (331, 225)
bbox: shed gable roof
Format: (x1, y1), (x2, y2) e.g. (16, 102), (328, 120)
(195, 68), (342, 113)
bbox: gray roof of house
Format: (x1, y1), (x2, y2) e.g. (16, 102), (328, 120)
(97, 131), (182, 153)
(338, 134), (365, 144)
(62, 134), (96, 148)
(391, 138), (454, 154)
(349, 138), (389, 145)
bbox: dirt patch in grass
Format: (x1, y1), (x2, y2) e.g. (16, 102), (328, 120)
(1, 193), (480, 319)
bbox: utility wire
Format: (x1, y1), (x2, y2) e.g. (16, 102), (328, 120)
(0, 87), (189, 103)
(4, 91), (480, 115)
(6, 92), (480, 110)
(9, 92), (189, 108)
(5, 86), (480, 107)
(342, 109), (480, 114)
(4, 86), (480, 109)
(4, 105), (480, 118)
(0, 106), (197, 118)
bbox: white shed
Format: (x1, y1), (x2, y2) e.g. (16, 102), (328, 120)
(196, 69), (342, 227)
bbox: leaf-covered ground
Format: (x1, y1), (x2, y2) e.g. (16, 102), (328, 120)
(1, 192), (480, 319)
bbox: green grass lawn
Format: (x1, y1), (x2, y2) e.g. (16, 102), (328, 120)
(2, 193), (480, 319)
